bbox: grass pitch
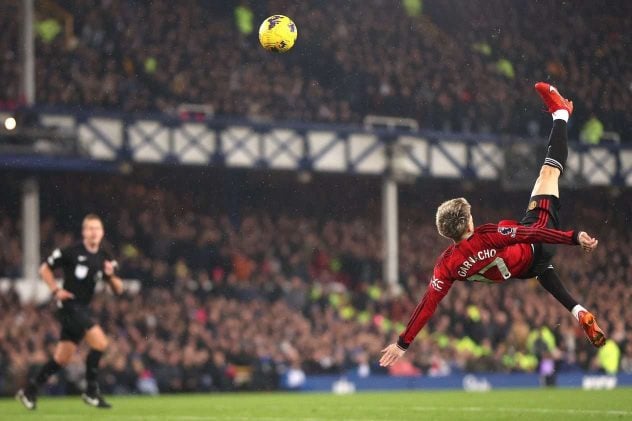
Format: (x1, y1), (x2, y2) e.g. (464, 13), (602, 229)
(2, 388), (632, 420)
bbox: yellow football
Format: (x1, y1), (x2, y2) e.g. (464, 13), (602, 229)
(258, 15), (298, 53)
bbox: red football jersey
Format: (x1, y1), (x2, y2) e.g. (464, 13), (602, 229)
(397, 222), (579, 348)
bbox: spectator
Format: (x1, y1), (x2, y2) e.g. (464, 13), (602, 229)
(580, 114), (605, 145)
(0, 1), (629, 140)
(0, 174), (630, 394)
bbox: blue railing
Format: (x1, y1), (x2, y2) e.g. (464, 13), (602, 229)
(0, 107), (630, 186)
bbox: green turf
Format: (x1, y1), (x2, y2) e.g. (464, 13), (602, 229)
(2, 388), (632, 420)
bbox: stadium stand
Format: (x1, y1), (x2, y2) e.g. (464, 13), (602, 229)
(1, 173), (630, 394)
(0, 0), (630, 140)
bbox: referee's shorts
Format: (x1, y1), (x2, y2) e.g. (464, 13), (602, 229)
(56, 302), (96, 344)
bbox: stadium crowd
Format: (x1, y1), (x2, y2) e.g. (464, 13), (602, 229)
(0, 174), (631, 395)
(0, 0), (630, 141)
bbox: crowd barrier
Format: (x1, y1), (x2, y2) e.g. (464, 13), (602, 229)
(298, 373), (632, 393)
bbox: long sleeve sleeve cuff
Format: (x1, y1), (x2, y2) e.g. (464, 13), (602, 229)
(397, 336), (410, 351)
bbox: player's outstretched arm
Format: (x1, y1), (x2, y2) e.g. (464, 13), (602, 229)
(380, 275), (453, 367)
(577, 231), (598, 253)
(379, 343), (406, 367)
(484, 224), (598, 252)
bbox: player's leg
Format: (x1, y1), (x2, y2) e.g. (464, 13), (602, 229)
(17, 341), (77, 410)
(537, 268), (605, 347)
(530, 166), (560, 198)
(530, 83), (606, 347)
(521, 83), (572, 234)
(530, 82), (573, 198)
(82, 325), (112, 408)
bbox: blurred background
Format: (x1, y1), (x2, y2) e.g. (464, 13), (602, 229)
(0, 0), (631, 396)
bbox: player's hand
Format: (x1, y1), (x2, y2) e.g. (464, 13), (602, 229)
(578, 231), (598, 253)
(379, 343), (406, 367)
(104, 260), (116, 277)
(54, 289), (74, 301)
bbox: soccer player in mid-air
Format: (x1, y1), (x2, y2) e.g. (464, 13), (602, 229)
(380, 82), (606, 367)
(16, 214), (123, 410)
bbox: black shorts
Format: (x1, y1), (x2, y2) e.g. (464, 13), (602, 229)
(519, 194), (561, 278)
(56, 303), (96, 344)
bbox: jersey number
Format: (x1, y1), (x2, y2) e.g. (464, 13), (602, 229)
(466, 257), (511, 283)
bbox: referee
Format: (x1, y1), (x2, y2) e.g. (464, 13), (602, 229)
(16, 214), (123, 410)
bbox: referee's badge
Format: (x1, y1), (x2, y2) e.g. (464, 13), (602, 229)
(75, 264), (88, 280)
(528, 200), (537, 211)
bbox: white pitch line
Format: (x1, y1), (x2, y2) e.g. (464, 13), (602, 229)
(412, 406), (632, 417)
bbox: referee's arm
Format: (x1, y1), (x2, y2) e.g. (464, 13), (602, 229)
(39, 263), (58, 292)
(39, 263), (74, 300)
(104, 260), (124, 295)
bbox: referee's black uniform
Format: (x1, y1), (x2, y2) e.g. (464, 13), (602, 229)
(17, 242), (117, 410)
(45, 243), (115, 343)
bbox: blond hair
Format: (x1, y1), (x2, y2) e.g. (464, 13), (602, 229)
(435, 198), (471, 241)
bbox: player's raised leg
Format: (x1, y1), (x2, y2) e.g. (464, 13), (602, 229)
(81, 325), (112, 408)
(532, 82), (605, 347)
(16, 341), (76, 410)
(530, 82), (574, 198)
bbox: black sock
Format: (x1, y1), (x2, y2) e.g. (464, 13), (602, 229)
(86, 350), (103, 394)
(31, 359), (62, 389)
(544, 120), (568, 174)
(537, 268), (577, 312)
